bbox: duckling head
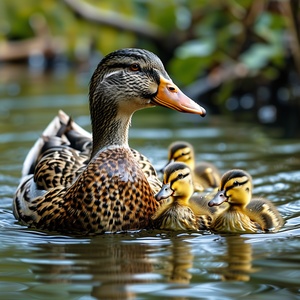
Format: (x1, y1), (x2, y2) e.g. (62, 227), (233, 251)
(208, 169), (253, 208)
(161, 141), (195, 172)
(155, 162), (194, 205)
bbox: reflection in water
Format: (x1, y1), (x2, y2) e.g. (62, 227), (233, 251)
(159, 237), (194, 284)
(31, 236), (154, 299)
(29, 235), (199, 299)
(3, 222), (299, 300)
(27, 233), (261, 299)
(214, 236), (256, 282)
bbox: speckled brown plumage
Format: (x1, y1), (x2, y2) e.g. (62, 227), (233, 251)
(130, 148), (162, 194)
(34, 130), (160, 194)
(34, 147), (89, 190)
(15, 147), (158, 234)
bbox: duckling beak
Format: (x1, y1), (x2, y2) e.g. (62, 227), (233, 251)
(208, 190), (228, 207)
(155, 183), (173, 201)
(152, 76), (206, 116)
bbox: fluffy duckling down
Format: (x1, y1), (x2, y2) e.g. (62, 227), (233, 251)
(152, 162), (214, 231)
(208, 169), (284, 233)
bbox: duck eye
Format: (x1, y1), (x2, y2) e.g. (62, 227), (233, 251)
(233, 181), (239, 186)
(129, 64), (140, 71)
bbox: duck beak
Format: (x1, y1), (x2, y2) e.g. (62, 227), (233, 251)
(208, 190), (228, 207)
(155, 183), (173, 201)
(152, 76), (206, 116)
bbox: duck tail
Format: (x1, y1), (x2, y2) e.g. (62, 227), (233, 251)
(21, 110), (93, 177)
(21, 112), (65, 177)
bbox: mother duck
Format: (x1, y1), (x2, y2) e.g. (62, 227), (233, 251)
(13, 48), (206, 234)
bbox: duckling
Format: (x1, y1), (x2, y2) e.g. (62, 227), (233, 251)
(13, 48), (206, 234)
(152, 162), (213, 231)
(208, 169), (284, 233)
(163, 141), (221, 192)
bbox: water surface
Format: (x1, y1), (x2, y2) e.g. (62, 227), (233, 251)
(0, 68), (299, 299)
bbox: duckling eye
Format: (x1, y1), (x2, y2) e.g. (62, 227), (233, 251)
(181, 151), (189, 157)
(129, 64), (140, 72)
(177, 173), (184, 179)
(233, 181), (239, 186)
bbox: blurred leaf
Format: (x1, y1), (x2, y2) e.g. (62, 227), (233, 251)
(146, 0), (177, 32)
(175, 39), (216, 58)
(240, 43), (282, 71)
(255, 11), (286, 34)
(168, 56), (212, 86)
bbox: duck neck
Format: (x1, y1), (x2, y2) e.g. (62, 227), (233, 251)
(90, 95), (131, 158)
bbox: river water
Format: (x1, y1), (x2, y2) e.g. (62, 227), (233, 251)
(0, 67), (299, 299)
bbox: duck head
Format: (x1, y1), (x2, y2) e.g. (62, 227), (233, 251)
(88, 48), (206, 156)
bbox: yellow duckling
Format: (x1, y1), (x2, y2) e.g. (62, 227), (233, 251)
(163, 141), (221, 192)
(13, 48), (206, 234)
(208, 169), (284, 233)
(152, 162), (213, 231)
